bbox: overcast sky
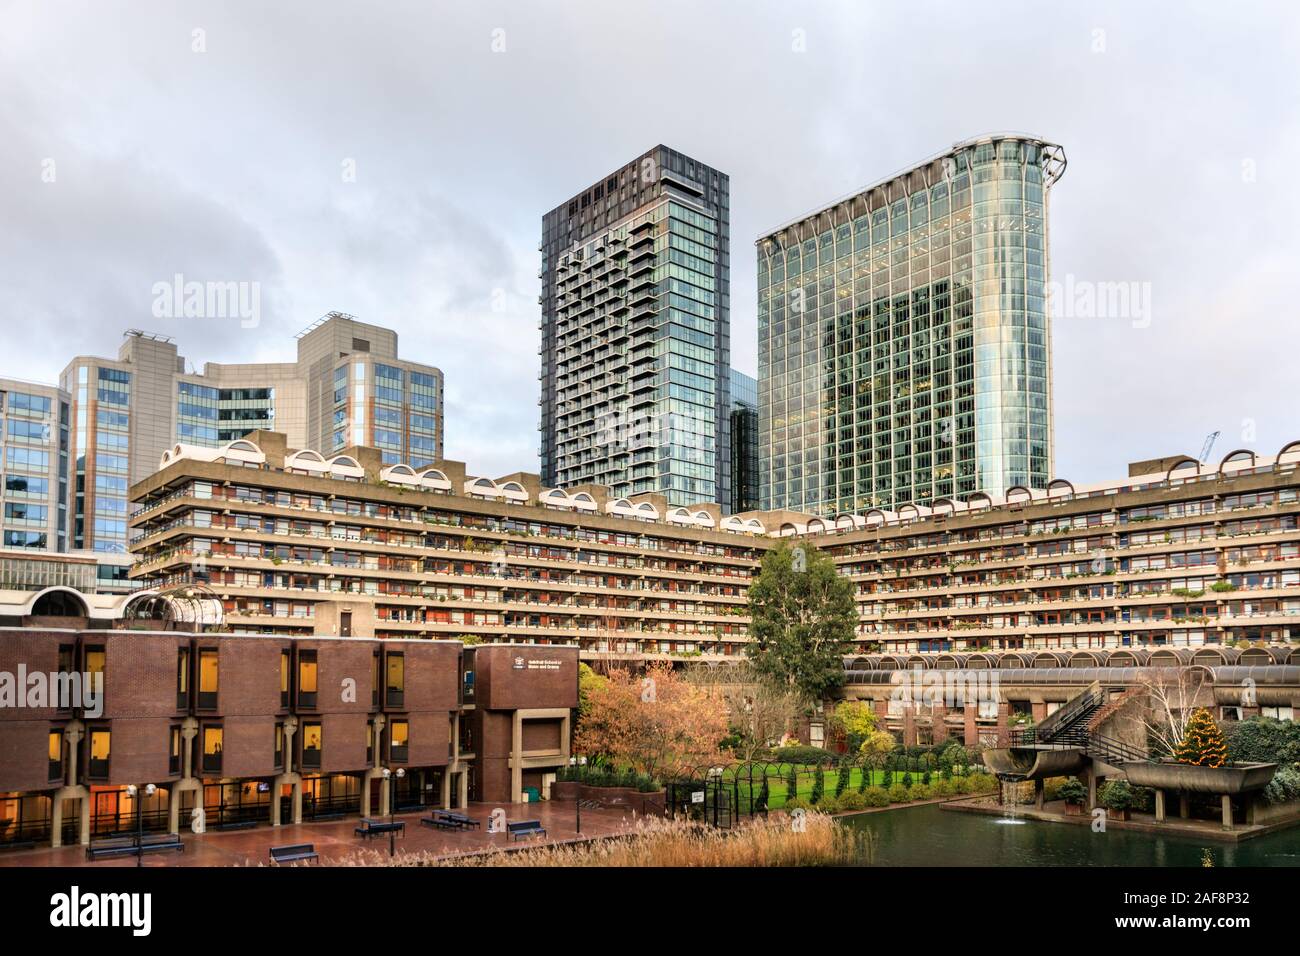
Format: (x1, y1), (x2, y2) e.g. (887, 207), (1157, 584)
(2, 1), (1297, 483)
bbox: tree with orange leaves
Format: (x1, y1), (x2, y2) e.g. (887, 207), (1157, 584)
(574, 663), (729, 779)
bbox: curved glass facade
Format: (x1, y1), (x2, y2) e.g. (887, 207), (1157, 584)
(757, 136), (1063, 515)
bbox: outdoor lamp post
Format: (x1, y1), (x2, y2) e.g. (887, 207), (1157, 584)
(126, 783), (157, 867)
(570, 755), (587, 835)
(381, 767), (405, 858)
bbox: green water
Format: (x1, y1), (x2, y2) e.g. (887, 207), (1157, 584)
(838, 804), (1300, 866)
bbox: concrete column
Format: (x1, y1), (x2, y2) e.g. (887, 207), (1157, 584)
(1221, 794), (1233, 830)
(50, 792), (64, 848)
(1086, 771), (1098, 810)
(510, 710), (524, 803)
(440, 767), (452, 809)
(79, 795), (91, 846)
(1034, 778), (1045, 810)
(963, 706), (978, 747)
(1154, 789), (1166, 823)
(458, 770), (468, 807)
(292, 780), (303, 825)
(1180, 794), (1191, 819)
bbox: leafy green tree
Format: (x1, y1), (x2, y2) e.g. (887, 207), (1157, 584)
(828, 700), (878, 752)
(577, 662), (608, 720)
(746, 540), (858, 703)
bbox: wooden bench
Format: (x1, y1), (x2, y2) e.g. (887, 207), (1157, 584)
(507, 820), (546, 841)
(355, 819), (405, 839)
(420, 810), (480, 831)
(269, 843), (319, 865)
(86, 833), (184, 861)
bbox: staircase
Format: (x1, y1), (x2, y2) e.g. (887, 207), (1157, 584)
(1008, 683), (1147, 764)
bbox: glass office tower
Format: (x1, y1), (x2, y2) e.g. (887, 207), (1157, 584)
(540, 146), (730, 508)
(728, 369), (759, 514)
(757, 135), (1065, 515)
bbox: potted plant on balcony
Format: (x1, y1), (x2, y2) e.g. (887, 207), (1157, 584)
(1059, 776), (1087, 815)
(1100, 779), (1135, 820)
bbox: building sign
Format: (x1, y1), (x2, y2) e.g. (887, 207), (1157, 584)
(513, 656), (564, 672)
(691, 791), (705, 804)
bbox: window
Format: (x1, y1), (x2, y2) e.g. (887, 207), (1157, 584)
(273, 724), (284, 770)
(197, 649), (218, 709)
(85, 647), (105, 707)
(389, 720), (409, 763)
(177, 647), (190, 710)
(280, 650), (290, 708)
(88, 728), (111, 779)
(169, 726), (182, 774)
(372, 651), (380, 708)
(48, 729), (63, 781)
(202, 725), (223, 774)
(386, 652), (404, 707)
(302, 722), (322, 769)
(57, 645), (74, 711)
(298, 651), (318, 708)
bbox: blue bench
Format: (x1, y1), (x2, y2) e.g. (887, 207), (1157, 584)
(86, 833), (183, 860)
(269, 843), (318, 864)
(355, 819), (405, 839)
(421, 810), (480, 831)
(507, 820), (546, 841)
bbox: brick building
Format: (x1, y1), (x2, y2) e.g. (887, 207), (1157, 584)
(0, 629), (575, 848)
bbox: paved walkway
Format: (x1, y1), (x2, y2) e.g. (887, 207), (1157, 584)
(0, 801), (640, 867)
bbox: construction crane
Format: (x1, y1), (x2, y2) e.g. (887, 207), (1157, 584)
(1199, 430), (1220, 464)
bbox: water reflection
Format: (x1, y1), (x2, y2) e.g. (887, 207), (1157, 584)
(838, 804), (1300, 867)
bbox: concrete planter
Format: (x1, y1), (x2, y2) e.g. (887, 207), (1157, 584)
(1120, 761), (1278, 795)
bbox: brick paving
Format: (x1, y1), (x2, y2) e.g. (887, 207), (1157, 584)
(0, 801), (643, 867)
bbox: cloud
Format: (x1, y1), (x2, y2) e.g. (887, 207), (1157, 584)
(1, 0), (1296, 482)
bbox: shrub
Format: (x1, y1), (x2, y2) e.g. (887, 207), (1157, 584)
(887, 783), (909, 803)
(951, 776), (973, 794)
(785, 797), (809, 812)
(1100, 779), (1135, 811)
(1226, 717), (1300, 766)
(818, 794), (841, 813)
(786, 764), (799, 801)
(901, 772), (913, 789)
(910, 784), (932, 800)
(882, 769), (894, 788)
(755, 777), (770, 812)
(863, 787), (890, 808)
(857, 765), (872, 793)
(1057, 777), (1087, 805)
(933, 779), (956, 798)
(972, 773), (998, 794)
(810, 769), (825, 805)
(838, 791), (866, 812)
(922, 770), (932, 786)
(1264, 765), (1300, 805)
(835, 764), (852, 798)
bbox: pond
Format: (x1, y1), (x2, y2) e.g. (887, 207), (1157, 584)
(837, 803), (1300, 866)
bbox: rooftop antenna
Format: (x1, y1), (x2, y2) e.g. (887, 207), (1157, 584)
(1199, 430), (1221, 465)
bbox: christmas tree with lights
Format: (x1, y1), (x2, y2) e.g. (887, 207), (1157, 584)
(1173, 708), (1228, 768)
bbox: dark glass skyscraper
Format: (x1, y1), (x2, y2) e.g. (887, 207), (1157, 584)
(728, 369), (759, 514)
(756, 134), (1065, 515)
(539, 146), (730, 507)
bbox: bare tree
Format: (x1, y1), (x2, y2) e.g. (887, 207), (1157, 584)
(687, 660), (802, 764)
(1126, 666), (1215, 758)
